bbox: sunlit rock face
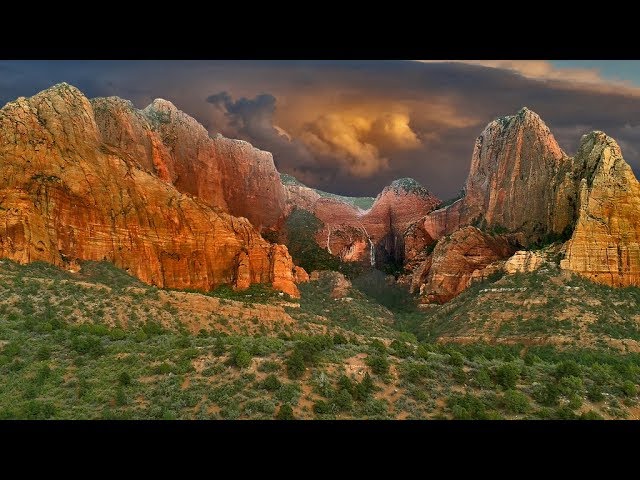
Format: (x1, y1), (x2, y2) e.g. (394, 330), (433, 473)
(0, 83), (302, 297)
(412, 108), (640, 302)
(560, 132), (640, 287)
(423, 108), (576, 246)
(92, 95), (286, 231)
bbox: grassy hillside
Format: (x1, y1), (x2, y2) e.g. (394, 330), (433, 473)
(0, 259), (639, 419)
(419, 267), (640, 352)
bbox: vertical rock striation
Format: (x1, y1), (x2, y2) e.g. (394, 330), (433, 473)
(560, 132), (640, 286)
(0, 83), (302, 296)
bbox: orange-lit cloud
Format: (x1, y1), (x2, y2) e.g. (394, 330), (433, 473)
(419, 60), (640, 96)
(297, 111), (421, 177)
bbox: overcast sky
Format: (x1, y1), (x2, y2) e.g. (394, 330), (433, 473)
(1, 60), (639, 199)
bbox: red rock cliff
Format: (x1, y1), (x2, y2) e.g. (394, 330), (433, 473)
(92, 96), (286, 231)
(415, 227), (516, 304)
(424, 108), (576, 245)
(284, 177), (440, 266)
(0, 83), (301, 296)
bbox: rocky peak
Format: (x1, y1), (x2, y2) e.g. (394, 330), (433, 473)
(573, 131), (627, 186)
(0, 83), (303, 297)
(424, 107), (573, 245)
(383, 177), (433, 197)
(142, 98), (209, 139)
(561, 130), (640, 287)
(1, 82), (100, 161)
(89, 92), (287, 229)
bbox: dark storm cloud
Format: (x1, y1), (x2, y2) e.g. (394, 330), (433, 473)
(205, 90), (318, 182)
(2, 60), (640, 199)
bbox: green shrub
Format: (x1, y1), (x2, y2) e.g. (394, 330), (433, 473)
(36, 346), (51, 361)
(115, 386), (127, 406)
(275, 383), (301, 405)
(587, 386), (604, 402)
(286, 350), (306, 379)
(213, 337), (226, 356)
(70, 335), (104, 357)
(2, 341), (22, 359)
(334, 388), (354, 412)
(621, 380), (637, 397)
(118, 372), (132, 386)
(568, 393), (582, 410)
(361, 398), (388, 417)
(555, 360), (581, 379)
(153, 363), (172, 375)
(258, 360), (280, 373)
(276, 404), (295, 420)
(261, 374), (282, 392)
(21, 401), (56, 420)
(474, 367), (493, 389)
(495, 363), (520, 389)
(448, 352), (464, 367)
(447, 393), (493, 420)
(353, 373), (375, 401)
(554, 405), (578, 420)
(390, 340), (414, 358)
(370, 339), (387, 354)
(313, 400), (333, 415)
(532, 382), (560, 407)
(333, 333), (348, 345)
(502, 390), (530, 414)
(400, 362), (430, 384)
(337, 375), (355, 394)
(230, 346), (252, 369)
(558, 376), (584, 396)
(367, 354), (389, 376)
(579, 410), (604, 420)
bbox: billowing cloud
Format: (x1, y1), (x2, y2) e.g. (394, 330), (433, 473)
(205, 90), (318, 181)
(300, 113), (388, 177)
(299, 111), (422, 177)
(206, 91), (422, 179)
(2, 60), (640, 199)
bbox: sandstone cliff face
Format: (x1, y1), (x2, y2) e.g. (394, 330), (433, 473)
(284, 177), (440, 267)
(0, 83), (302, 296)
(414, 227), (516, 304)
(504, 250), (548, 274)
(93, 96), (286, 230)
(423, 108), (576, 245)
(560, 132), (640, 287)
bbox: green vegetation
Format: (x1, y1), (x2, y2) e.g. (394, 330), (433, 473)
(531, 224), (575, 250)
(0, 258), (639, 419)
(282, 209), (363, 277)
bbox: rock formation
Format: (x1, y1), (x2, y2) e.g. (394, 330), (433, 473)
(3, 84), (640, 306)
(503, 250), (549, 274)
(560, 132), (640, 286)
(0, 83), (303, 297)
(92, 95), (286, 231)
(411, 227), (516, 304)
(284, 177), (440, 267)
(423, 108), (576, 245)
